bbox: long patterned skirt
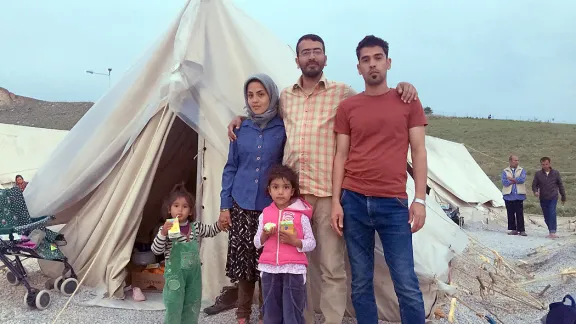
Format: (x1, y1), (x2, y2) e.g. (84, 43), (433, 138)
(225, 202), (262, 282)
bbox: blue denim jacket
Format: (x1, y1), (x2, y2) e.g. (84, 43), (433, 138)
(220, 116), (286, 211)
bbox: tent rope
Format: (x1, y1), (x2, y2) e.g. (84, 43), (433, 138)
(52, 106), (170, 323)
(463, 144), (576, 174)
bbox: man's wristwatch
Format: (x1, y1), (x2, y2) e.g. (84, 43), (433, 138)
(220, 208), (229, 212)
(413, 198), (426, 206)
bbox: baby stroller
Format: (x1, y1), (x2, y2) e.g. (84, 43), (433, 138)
(0, 187), (78, 310)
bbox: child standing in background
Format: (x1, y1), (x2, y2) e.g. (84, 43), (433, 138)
(152, 183), (224, 324)
(254, 165), (316, 324)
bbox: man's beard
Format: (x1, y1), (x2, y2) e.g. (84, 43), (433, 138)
(301, 61), (324, 78)
(364, 73), (385, 85)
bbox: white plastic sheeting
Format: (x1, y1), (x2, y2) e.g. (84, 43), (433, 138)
(24, 0), (299, 217)
(0, 123), (67, 187)
(409, 136), (505, 209)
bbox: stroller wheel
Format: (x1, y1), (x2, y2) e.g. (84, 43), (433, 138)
(24, 291), (36, 308)
(35, 290), (51, 310)
(54, 276), (64, 291)
(60, 278), (79, 296)
(45, 278), (55, 290)
(6, 271), (20, 286)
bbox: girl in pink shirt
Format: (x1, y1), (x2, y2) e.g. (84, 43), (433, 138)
(254, 165), (316, 324)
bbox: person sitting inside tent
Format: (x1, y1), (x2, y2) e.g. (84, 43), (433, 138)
(15, 175), (28, 191)
(151, 183), (225, 324)
(218, 73), (286, 324)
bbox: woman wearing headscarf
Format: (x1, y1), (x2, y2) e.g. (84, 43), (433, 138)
(15, 175), (28, 191)
(218, 73), (285, 324)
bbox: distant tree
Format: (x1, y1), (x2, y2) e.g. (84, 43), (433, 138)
(423, 106), (433, 115)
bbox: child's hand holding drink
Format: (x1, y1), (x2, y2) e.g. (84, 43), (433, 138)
(279, 228), (301, 248)
(161, 217), (181, 239)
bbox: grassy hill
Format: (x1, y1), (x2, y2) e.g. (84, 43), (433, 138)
(427, 116), (576, 216)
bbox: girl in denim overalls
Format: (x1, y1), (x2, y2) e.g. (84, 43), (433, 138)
(152, 183), (224, 324)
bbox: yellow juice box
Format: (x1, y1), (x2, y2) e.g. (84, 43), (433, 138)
(280, 220), (294, 234)
(167, 218), (180, 239)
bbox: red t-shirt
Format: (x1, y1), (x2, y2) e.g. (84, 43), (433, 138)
(334, 90), (428, 199)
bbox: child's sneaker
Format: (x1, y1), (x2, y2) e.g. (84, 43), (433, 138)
(132, 287), (146, 302)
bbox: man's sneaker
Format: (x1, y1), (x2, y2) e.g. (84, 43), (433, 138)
(519, 231), (528, 236)
(203, 284), (238, 315)
(508, 230), (519, 235)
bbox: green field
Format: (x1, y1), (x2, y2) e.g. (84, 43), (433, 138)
(426, 117), (576, 216)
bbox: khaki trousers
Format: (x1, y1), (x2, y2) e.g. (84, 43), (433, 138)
(303, 195), (347, 324)
(236, 279), (263, 320)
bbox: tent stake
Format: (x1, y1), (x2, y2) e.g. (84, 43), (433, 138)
(538, 284), (551, 297)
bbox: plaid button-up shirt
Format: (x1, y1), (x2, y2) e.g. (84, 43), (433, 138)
(280, 74), (355, 197)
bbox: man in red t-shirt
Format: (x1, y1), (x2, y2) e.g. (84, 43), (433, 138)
(331, 35), (428, 324)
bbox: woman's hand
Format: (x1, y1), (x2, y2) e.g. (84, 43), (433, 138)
(161, 220), (172, 236)
(218, 210), (231, 231)
(279, 230), (302, 249)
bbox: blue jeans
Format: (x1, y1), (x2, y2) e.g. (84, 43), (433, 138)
(540, 199), (558, 233)
(261, 272), (306, 324)
(341, 189), (425, 324)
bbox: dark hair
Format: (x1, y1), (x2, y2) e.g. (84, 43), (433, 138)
(162, 182), (195, 221)
(296, 34), (325, 56)
(267, 165), (300, 198)
(540, 156), (551, 163)
(356, 35), (389, 60)
(15, 175), (23, 181)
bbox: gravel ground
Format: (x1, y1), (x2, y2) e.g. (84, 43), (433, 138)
(0, 260), (384, 324)
(434, 215), (576, 324)
(1, 215), (574, 324)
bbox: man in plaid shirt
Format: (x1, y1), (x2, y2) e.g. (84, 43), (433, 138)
(227, 34), (419, 324)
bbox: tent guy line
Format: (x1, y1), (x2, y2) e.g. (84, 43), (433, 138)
(464, 143), (576, 174)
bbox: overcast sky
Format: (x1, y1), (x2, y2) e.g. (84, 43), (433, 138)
(1, 0), (575, 123)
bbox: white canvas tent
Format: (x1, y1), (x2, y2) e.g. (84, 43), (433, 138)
(0, 123), (68, 187)
(24, 0), (468, 321)
(409, 136), (505, 223)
